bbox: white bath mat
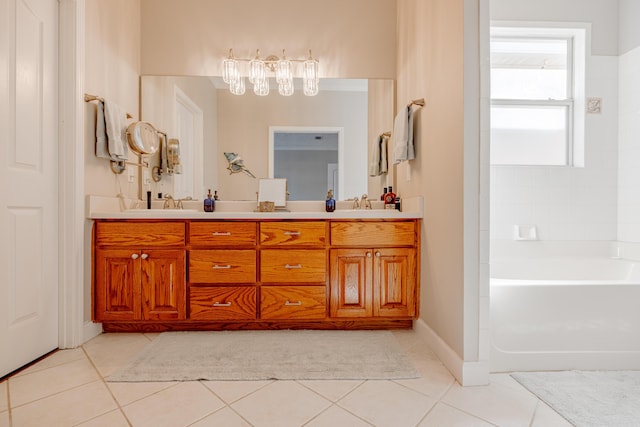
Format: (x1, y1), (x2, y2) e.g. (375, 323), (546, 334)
(511, 370), (640, 427)
(108, 330), (419, 382)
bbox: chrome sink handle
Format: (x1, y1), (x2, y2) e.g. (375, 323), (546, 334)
(361, 194), (372, 210)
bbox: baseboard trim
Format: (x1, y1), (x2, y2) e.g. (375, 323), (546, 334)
(83, 321), (102, 344)
(414, 318), (489, 386)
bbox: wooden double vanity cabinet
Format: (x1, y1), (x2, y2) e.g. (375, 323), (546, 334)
(93, 218), (419, 331)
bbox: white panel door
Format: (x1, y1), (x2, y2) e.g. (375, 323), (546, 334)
(0, 0), (59, 377)
(173, 87), (203, 200)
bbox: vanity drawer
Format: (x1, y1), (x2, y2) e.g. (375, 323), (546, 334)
(190, 286), (256, 320)
(260, 286), (326, 320)
(189, 250), (256, 283)
(260, 222), (326, 246)
(95, 221), (185, 246)
(260, 250), (326, 283)
(330, 221), (416, 247)
(189, 222), (257, 246)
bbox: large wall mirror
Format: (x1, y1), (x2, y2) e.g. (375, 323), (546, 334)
(141, 76), (394, 201)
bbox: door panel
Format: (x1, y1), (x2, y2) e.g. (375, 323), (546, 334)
(141, 249), (186, 320)
(0, 0), (59, 377)
(330, 249), (372, 318)
(374, 248), (416, 318)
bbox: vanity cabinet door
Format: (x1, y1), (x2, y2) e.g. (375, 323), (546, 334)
(373, 248), (416, 318)
(329, 249), (373, 318)
(94, 248), (186, 321)
(95, 249), (142, 321)
(141, 249), (186, 321)
(329, 247), (417, 319)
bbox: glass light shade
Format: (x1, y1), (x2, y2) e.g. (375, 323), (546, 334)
(276, 59), (292, 84)
(249, 59), (266, 84)
(230, 76), (245, 95)
(303, 58), (319, 83)
(253, 79), (269, 96)
(303, 78), (318, 96)
(278, 80), (294, 96)
(223, 58), (239, 84)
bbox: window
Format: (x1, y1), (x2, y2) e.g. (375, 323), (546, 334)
(490, 26), (586, 166)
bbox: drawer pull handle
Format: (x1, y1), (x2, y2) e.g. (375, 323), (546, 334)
(284, 231), (301, 236)
(285, 300), (302, 306)
(213, 302), (232, 307)
(285, 264), (302, 269)
(212, 264), (232, 269)
(212, 232), (231, 236)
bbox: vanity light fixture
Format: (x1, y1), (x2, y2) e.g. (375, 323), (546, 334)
(222, 49), (319, 96)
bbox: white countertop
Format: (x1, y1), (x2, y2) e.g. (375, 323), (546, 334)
(87, 196), (423, 220)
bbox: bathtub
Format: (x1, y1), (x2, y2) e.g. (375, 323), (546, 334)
(490, 257), (640, 372)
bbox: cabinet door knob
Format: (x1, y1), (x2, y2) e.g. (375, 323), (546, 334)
(131, 253), (139, 260)
(285, 300), (302, 306)
(141, 253), (149, 260)
(366, 252), (372, 258)
(213, 302), (232, 307)
(375, 251), (381, 257)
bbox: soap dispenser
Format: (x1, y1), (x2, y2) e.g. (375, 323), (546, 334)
(325, 189), (336, 212)
(204, 189), (215, 212)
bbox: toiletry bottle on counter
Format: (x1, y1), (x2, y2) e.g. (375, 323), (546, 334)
(325, 190), (336, 212)
(213, 190), (219, 201)
(204, 189), (215, 212)
(384, 186), (396, 209)
(381, 187), (387, 201)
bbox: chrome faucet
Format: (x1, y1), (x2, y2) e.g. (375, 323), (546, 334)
(163, 194), (176, 209)
(360, 194), (372, 210)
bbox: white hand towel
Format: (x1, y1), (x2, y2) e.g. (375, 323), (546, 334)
(104, 100), (128, 160)
(393, 105), (419, 163)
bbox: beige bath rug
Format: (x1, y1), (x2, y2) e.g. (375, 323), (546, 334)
(108, 330), (419, 382)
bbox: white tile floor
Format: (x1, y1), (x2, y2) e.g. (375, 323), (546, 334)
(0, 330), (572, 427)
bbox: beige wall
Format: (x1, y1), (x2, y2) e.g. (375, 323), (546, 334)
(140, 0), (397, 79)
(84, 0), (141, 200)
(367, 79), (396, 196)
(396, 0), (468, 360)
(83, 0), (141, 323)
